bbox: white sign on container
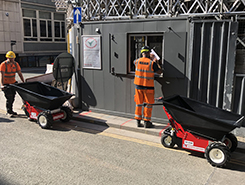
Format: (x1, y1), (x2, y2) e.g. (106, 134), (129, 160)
(82, 36), (101, 69)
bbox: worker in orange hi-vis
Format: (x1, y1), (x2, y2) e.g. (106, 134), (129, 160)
(0, 51), (24, 117)
(133, 46), (162, 128)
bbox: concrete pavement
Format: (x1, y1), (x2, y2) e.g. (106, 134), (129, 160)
(72, 109), (245, 153)
(1, 88), (245, 153)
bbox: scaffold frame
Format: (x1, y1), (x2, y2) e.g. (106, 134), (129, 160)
(73, 0), (245, 21)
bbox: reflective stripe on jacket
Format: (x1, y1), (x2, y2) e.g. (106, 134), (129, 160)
(134, 57), (154, 87)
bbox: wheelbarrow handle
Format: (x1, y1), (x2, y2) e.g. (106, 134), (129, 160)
(138, 97), (164, 107)
(139, 102), (163, 107)
(234, 116), (245, 127)
(155, 97), (164, 102)
(1, 84), (9, 91)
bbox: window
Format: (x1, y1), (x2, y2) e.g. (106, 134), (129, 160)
(22, 9), (66, 42)
(23, 19), (31, 36)
(28, 56), (37, 67)
(129, 34), (163, 72)
(39, 20), (52, 41)
(23, 9), (37, 41)
(40, 12), (52, 41)
(40, 20), (47, 37)
(38, 56), (54, 67)
(19, 55), (57, 67)
(55, 22), (61, 37)
(54, 13), (66, 41)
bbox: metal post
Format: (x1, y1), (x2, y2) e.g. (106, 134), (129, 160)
(129, 0), (132, 18)
(87, 0), (90, 20)
(73, 0), (83, 108)
(76, 24), (82, 108)
(169, 0), (173, 16)
(220, 0), (223, 19)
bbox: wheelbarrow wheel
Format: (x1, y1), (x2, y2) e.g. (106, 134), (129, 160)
(60, 106), (72, 122)
(161, 134), (175, 148)
(224, 133), (237, 153)
(205, 143), (231, 167)
(37, 112), (53, 129)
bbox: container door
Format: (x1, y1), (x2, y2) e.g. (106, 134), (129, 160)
(109, 33), (127, 75)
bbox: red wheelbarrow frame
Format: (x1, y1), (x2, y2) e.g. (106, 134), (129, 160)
(23, 101), (72, 129)
(163, 106), (210, 153)
(24, 101), (65, 121)
(161, 105), (239, 167)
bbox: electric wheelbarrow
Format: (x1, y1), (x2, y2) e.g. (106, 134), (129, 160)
(158, 95), (244, 167)
(10, 82), (73, 129)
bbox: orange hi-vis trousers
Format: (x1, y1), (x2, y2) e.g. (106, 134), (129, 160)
(134, 88), (155, 121)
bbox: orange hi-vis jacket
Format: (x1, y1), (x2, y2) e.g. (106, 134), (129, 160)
(134, 57), (154, 87)
(0, 60), (20, 84)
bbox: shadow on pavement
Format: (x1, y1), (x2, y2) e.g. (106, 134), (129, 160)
(0, 117), (15, 123)
(226, 152), (245, 172)
(38, 119), (109, 134)
(50, 122), (73, 132)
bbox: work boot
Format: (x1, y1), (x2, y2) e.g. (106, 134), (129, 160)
(8, 110), (17, 115)
(137, 120), (144, 127)
(6, 112), (15, 118)
(144, 121), (155, 128)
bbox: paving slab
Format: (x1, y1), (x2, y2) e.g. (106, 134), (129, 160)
(72, 110), (169, 137)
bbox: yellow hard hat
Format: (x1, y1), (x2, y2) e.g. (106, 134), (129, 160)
(6, 51), (16, 58)
(141, 46), (150, 53)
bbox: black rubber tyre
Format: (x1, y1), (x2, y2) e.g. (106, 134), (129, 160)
(164, 126), (172, 133)
(161, 134), (175, 148)
(37, 112), (53, 129)
(60, 106), (73, 122)
(205, 143), (231, 167)
(223, 133), (238, 153)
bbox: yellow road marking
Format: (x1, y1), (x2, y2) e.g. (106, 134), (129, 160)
(98, 131), (189, 154)
(0, 109), (6, 114)
(70, 124), (189, 154)
(99, 132), (163, 148)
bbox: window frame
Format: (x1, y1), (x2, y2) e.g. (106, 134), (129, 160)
(54, 13), (66, 42)
(128, 33), (164, 73)
(39, 11), (52, 42)
(23, 17), (38, 41)
(22, 8), (66, 43)
(54, 20), (66, 42)
(39, 19), (52, 41)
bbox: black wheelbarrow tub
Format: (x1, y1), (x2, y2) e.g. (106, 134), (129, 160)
(10, 82), (73, 110)
(162, 95), (244, 141)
